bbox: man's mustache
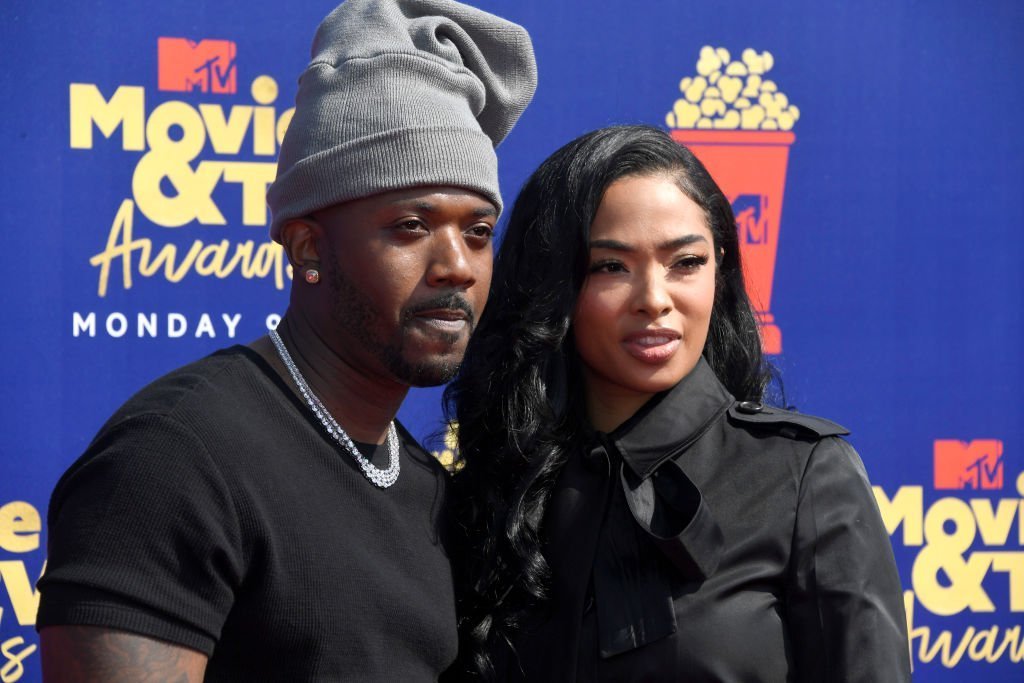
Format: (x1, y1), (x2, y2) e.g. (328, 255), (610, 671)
(403, 293), (476, 327)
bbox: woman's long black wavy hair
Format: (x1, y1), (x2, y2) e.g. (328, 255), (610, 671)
(444, 125), (771, 679)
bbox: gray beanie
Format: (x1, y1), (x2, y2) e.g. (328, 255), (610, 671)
(267, 0), (537, 241)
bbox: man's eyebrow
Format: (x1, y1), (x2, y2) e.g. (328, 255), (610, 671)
(588, 234), (709, 251)
(395, 201), (498, 218)
(407, 201), (437, 213)
(472, 205), (499, 218)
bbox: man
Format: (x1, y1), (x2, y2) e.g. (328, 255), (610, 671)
(36, 0), (536, 680)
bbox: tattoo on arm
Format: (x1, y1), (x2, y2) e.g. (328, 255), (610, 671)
(41, 626), (208, 683)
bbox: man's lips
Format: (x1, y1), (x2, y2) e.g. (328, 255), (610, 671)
(621, 328), (682, 363)
(412, 308), (469, 333)
(405, 293), (475, 335)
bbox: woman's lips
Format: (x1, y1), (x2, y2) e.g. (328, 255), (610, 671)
(622, 330), (681, 363)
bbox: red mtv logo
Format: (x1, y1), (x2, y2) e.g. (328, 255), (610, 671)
(933, 440), (1004, 490)
(158, 37), (237, 94)
(733, 194), (770, 245)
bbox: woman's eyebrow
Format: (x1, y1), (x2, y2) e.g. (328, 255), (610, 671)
(589, 234), (708, 252)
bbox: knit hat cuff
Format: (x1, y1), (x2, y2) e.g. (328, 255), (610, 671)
(268, 125), (500, 241)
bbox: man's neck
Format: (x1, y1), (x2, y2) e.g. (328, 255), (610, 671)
(251, 311), (408, 445)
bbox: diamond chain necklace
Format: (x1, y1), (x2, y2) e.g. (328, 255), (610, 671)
(269, 328), (400, 488)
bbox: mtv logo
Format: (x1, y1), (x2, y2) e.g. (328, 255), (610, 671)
(933, 439), (1004, 490)
(158, 37), (237, 94)
(732, 194), (770, 245)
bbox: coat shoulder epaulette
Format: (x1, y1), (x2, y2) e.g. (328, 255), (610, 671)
(726, 401), (849, 439)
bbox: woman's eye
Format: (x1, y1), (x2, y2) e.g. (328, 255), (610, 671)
(673, 254), (709, 272)
(590, 260), (626, 274)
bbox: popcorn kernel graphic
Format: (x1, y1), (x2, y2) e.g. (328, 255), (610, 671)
(668, 46), (796, 132)
(432, 422), (463, 472)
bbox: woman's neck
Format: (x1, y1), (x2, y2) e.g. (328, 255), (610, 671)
(582, 377), (655, 434)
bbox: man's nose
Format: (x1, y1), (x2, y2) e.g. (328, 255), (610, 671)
(426, 228), (476, 289)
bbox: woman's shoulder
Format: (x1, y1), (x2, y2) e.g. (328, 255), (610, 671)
(712, 400), (857, 481)
(724, 400), (849, 442)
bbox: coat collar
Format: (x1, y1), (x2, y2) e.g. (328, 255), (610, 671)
(608, 357), (734, 480)
(587, 358), (730, 657)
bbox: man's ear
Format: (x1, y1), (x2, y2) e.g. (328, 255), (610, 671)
(280, 218), (323, 270)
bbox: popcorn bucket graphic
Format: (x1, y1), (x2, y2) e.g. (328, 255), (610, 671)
(670, 129), (794, 354)
(665, 45), (799, 355)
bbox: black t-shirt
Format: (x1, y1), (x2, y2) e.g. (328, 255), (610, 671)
(38, 346), (457, 681)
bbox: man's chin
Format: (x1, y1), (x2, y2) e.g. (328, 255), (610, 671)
(393, 351), (464, 387)
(402, 364), (461, 388)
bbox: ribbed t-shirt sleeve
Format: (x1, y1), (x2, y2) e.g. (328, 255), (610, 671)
(785, 437), (912, 682)
(37, 413), (245, 655)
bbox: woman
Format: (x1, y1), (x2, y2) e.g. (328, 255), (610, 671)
(445, 125), (910, 681)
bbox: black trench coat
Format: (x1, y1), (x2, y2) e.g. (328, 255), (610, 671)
(502, 358), (911, 682)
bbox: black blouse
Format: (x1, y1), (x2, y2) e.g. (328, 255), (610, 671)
(503, 358), (911, 682)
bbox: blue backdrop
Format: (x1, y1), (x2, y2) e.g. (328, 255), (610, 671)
(2, 1), (1022, 680)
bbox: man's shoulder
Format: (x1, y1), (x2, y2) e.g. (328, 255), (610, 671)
(106, 345), (266, 425)
(76, 345), (274, 466)
(55, 347), (276, 509)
